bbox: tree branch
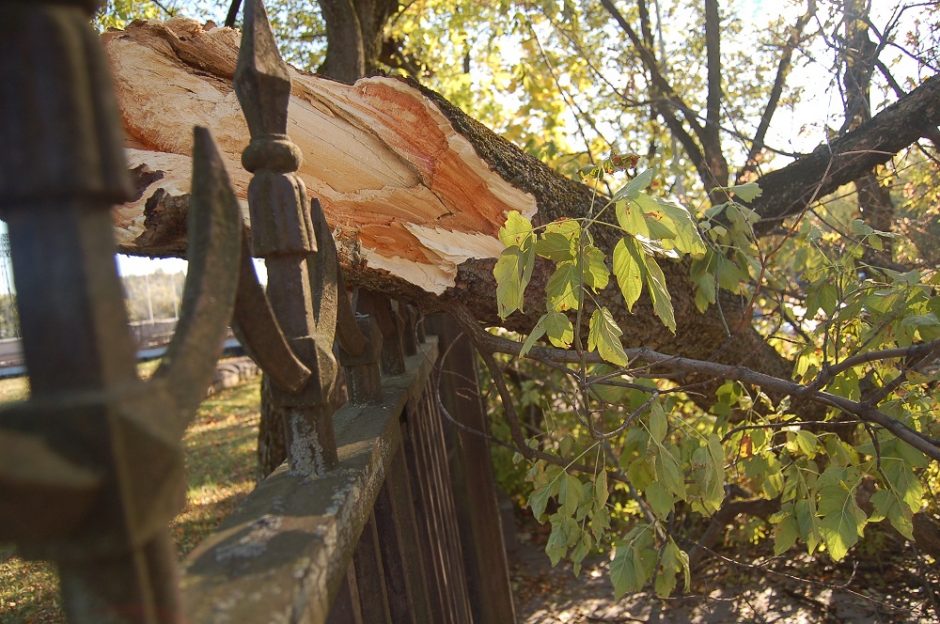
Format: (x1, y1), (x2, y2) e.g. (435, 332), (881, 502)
(468, 325), (940, 461)
(737, 2), (815, 182)
(599, 0), (706, 144)
(750, 73), (940, 235)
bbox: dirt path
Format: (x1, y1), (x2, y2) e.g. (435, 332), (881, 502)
(507, 521), (937, 623)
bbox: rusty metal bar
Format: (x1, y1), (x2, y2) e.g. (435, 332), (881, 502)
(403, 403), (454, 622)
(423, 386), (476, 622)
(429, 316), (517, 623)
(0, 2), (241, 622)
(234, 0), (340, 474)
(351, 514), (392, 623)
(373, 455), (424, 624)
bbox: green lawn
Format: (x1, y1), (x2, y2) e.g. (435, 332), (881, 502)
(0, 365), (261, 623)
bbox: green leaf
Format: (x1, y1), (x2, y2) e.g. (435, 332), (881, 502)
(588, 307), (629, 367)
(559, 473), (582, 516)
(870, 489), (914, 540)
(590, 507), (610, 540)
(715, 254), (748, 293)
(546, 261), (582, 311)
(528, 485), (552, 520)
(499, 210), (534, 247)
(644, 257), (676, 333)
(584, 245), (610, 292)
(535, 231), (575, 260)
(594, 469), (609, 509)
(818, 283), (839, 316)
(702, 434), (725, 514)
(648, 400), (667, 443)
(790, 429), (819, 458)
(722, 182), (762, 202)
(544, 311), (574, 348)
(571, 531), (593, 577)
(850, 218), (874, 237)
(817, 467), (866, 561)
(493, 246), (533, 319)
(545, 517), (569, 566)
(655, 444), (686, 499)
(654, 540), (688, 597)
(519, 313), (549, 357)
(795, 498), (821, 555)
(645, 481), (674, 519)
(772, 510), (799, 555)
(610, 526), (656, 597)
(612, 238), (645, 311)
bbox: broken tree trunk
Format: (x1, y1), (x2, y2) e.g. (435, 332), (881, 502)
(103, 18), (779, 381)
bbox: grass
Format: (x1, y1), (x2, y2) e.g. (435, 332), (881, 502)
(0, 364), (261, 623)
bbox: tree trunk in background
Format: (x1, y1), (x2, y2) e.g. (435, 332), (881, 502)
(318, 0), (398, 83)
(842, 0), (895, 262)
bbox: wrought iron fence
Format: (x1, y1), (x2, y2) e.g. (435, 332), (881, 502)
(0, 0), (514, 622)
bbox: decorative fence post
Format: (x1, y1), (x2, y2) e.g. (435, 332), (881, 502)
(234, 0), (341, 474)
(0, 1), (242, 622)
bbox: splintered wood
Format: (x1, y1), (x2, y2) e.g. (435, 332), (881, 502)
(105, 18), (535, 293)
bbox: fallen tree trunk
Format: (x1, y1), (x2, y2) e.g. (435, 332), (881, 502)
(104, 17), (792, 382)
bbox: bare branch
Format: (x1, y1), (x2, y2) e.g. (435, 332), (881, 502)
(751, 73), (940, 235)
(737, 2), (815, 182)
(704, 0), (722, 157)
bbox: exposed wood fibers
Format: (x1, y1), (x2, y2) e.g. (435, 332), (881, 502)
(103, 18), (536, 293)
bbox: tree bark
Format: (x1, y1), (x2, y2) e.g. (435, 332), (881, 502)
(317, 0), (398, 83)
(750, 73), (940, 235)
(104, 19), (938, 386)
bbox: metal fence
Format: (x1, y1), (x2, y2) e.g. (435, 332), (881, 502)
(0, 0), (514, 622)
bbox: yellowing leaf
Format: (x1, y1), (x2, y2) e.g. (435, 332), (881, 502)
(544, 218), (581, 240)
(588, 307), (629, 367)
(612, 167), (656, 202)
(498, 210), (534, 248)
(494, 246), (533, 319)
(584, 245), (610, 292)
(653, 197), (707, 257)
(615, 199), (650, 238)
(544, 311), (574, 348)
(772, 509), (799, 555)
(546, 261), (581, 311)
(724, 182), (763, 202)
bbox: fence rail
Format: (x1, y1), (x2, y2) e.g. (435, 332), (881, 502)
(183, 340), (440, 623)
(0, 0), (514, 621)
